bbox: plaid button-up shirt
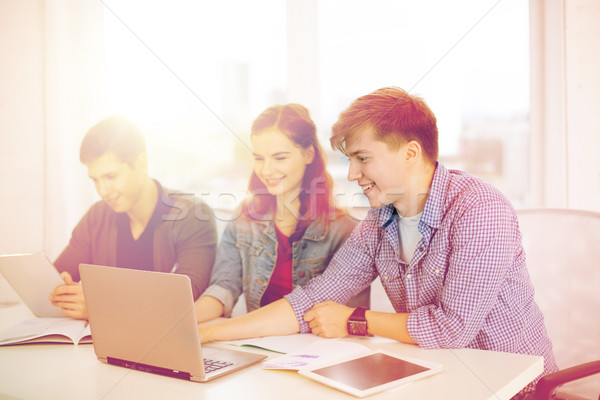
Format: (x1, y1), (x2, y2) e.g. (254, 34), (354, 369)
(285, 163), (557, 386)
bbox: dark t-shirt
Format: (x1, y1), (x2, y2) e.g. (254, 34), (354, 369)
(116, 185), (170, 271)
(260, 226), (293, 306)
(260, 222), (309, 307)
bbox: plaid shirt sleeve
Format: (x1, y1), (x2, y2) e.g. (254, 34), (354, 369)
(285, 217), (379, 333)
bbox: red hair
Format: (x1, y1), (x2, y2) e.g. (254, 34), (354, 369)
(330, 87), (438, 163)
(243, 104), (340, 223)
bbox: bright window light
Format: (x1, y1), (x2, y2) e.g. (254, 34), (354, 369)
(103, 0), (530, 211)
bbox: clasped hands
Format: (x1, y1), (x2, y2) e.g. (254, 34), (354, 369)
(48, 271), (88, 320)
(303, 301), (355, 338)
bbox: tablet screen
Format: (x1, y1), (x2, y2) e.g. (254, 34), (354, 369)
(310, 352), (430, 391)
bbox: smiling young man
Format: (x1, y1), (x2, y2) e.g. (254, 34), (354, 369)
(197, 88), (557, 396)
(49, 116), (217, 319)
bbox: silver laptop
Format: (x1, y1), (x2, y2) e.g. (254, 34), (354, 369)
(0, 253), (65, 317)
(79, 263), (266, 382)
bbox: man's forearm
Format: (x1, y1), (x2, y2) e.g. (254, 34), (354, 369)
(366, 310), (416, 344)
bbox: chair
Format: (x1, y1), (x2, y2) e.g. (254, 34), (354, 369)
(516, 209), (600, 400)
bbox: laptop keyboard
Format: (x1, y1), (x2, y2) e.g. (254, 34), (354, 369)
(203, 358), (233, 373)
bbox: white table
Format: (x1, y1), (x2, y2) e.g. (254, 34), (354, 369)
(0, 302), (543, 400)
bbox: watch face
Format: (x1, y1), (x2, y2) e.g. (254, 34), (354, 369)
(349, 320), (368, 336)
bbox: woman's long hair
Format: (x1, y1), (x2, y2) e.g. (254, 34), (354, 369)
(243, 104), (339, 225)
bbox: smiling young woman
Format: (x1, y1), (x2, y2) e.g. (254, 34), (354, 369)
(194, 104), (369, 323)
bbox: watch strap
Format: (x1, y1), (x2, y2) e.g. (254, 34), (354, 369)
(347, 307), (369, 336)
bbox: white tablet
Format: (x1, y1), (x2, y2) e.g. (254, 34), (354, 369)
(298, 350), (443, 398)
(0, 253), (65, 317)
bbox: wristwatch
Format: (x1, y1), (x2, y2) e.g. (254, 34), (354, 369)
(347, 307), (369, 336)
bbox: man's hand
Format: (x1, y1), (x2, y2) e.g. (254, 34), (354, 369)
(303, 301), (355, 338)
(49, 271), (88, 320)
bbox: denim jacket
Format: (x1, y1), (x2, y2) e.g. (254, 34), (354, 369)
(203, 211), (369, 316)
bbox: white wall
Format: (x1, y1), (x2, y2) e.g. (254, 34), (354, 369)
(530, 0), (600, 210)
(0, 1), (106, 263)
(42, 0), (108, 259)
(0, 1), (46, 255)
(564, 0), (600, 211)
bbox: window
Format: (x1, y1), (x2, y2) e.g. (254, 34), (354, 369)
(103, 0), (287, 210)
(103, 0), (530, 214)
(318, 0), (530, 210)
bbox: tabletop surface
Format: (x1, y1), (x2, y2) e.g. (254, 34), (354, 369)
(0, 302), (543, 400)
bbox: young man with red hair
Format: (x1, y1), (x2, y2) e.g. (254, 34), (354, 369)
(198, 87), (557, 397)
